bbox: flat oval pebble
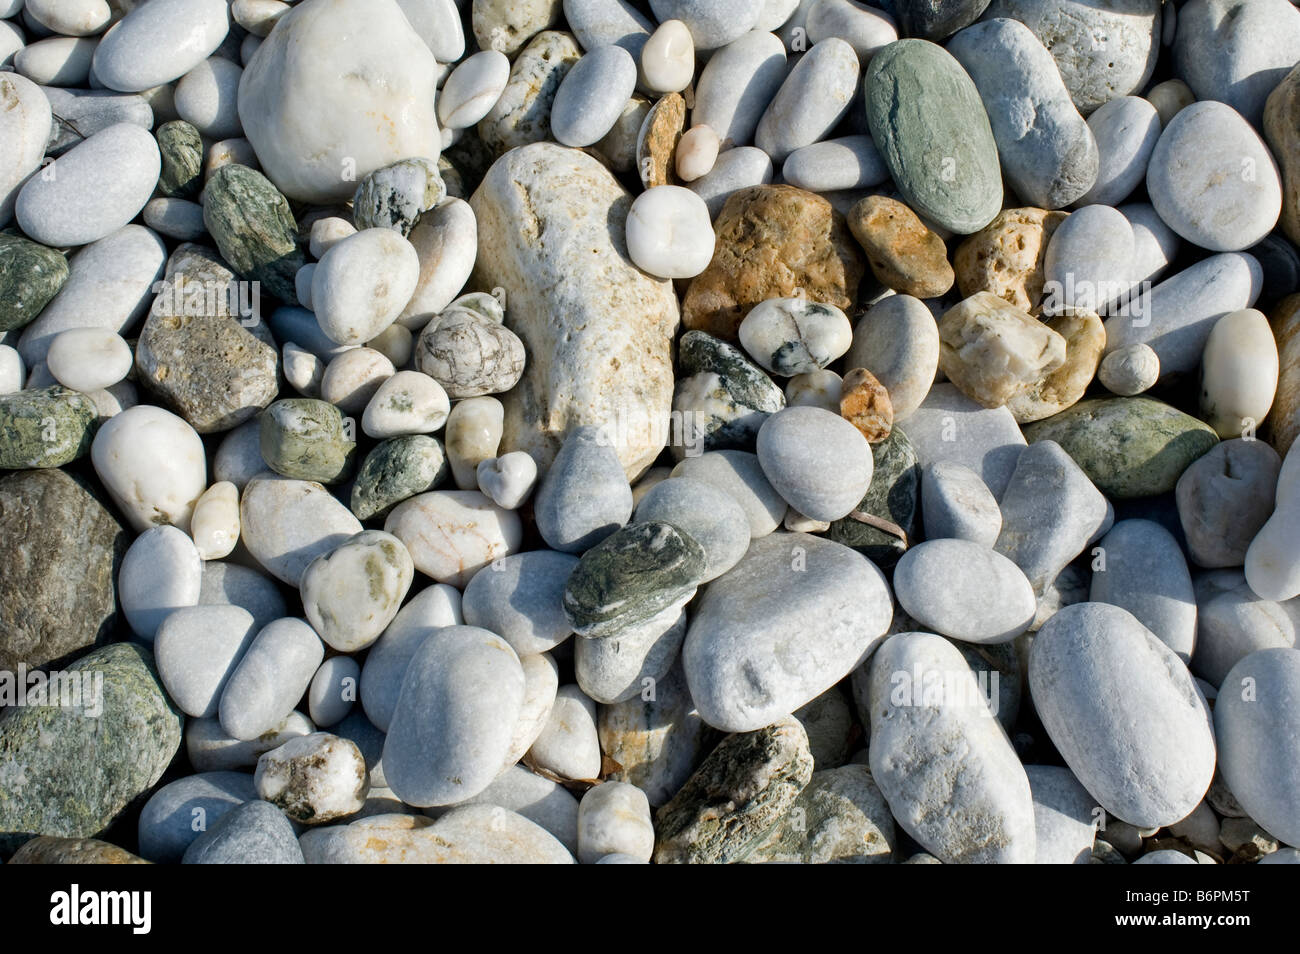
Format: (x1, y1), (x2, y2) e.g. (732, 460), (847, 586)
(462, 550), (578, 656)
(91, 404), (207, 533)
(1030, 602), (1217, 828)
(782, 136), (890, 194)
(154, 605), (259, 718)
(739, 298), (852, 377)
(1078, 96), (1162, 208)
(551, 44), (637, 148)
(361, 370), (450, 439)
(239, 474), (363, 586)
(691, 29), (786, 149)
(383, 490), (522, 588)
(527, 683), (603, 781)
(119, 525), (203, 642)
(219, 617), (324, 742)
(313, 229), (421, 346)
(756, 405), (874, 522)
(894, 539), (1037, 644)
(437, 50), (510, 131)
(93, 0), (230, 93)
(755, 37), (859, 165)
(533, 425), (633, 554)
(670, 449), (788, 537)
(1089, 519), (1196, 663)
(1146, 101), (1282, 253)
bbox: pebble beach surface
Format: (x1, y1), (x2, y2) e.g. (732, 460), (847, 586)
(1, 0), (1299, 869)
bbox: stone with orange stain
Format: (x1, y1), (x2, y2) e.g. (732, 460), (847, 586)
(681, 184), (864, 342)
(636, 91), (685, 189)
(840, 367), (893, 443)
(847, 195), (954, 300)
(953, 207), (1069, 313)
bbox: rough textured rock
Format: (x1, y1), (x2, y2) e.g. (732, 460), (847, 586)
(469, 142), (679, 479)
(1005, 309), (1106, 423)
(0, 387), (98, 470)
(478, 30), (581, 155)
(681, 185), (864, 343)
(202, 163), (304, 304)
(673, 330), (785, 456)
(847, 195), (955, 299)
(1267, 294), (1300, 458)
(938, 292), (1067, 408)
(653, 717), (814, 864)
(0, 643), (183, 856)
(0, 470), (126, 673)
(7, 835), (149, 864)
(747, 764), (896, 864)
(954, 207), (1068, 312)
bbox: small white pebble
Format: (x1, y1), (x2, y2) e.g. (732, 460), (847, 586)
(46, 328), (132, 393)
(640, 18), (694, 93)
(309, 217), (358, 260)
(320, 347), (396, 415)
(476, 451), (539, 509)
(675, 125), (720, 183)
(190, 481), (241, 560)
(625, 185), (715, 279)
(283, 341), (325, 398)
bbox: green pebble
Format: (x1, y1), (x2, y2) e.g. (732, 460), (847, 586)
(0, 233), (69, 333)
(203, 164), (305, 304)
(0, 386), (98, 469)
(676, 330), (785, 454)
(1023, 397), (1219, 499)
(259, 399), (356, 484)
(155, 120), (204, 199)
(350, 435), (448, 520)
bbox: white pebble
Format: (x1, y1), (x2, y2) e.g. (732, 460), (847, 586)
(283, 341), (325, 398)
(309, 216), (357, 260)
(361, 370), (451, 438)
(675, 124), (719, 183)
(44, 327), (131, 393)
(190, 481), (240, 560)
(445, 396), (504, 489)
(313, 229), (421, 346)
(625, 185), (715, 279)
(476, 452), (539, 510)
(320, 347), (396, 415)
(437, 49), (510, 130)
(640, 18), (694, 93)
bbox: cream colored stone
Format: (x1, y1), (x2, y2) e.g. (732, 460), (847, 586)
(938, 292), (1067, 409)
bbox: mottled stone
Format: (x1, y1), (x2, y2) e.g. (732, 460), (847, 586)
(748, 764), (895, 864)
(182, 799), (304, 864)
(259, 399), (355, 485)
(673, 329), (785, 456)
(350, 436), (447, 521)
(954, 207), (1068, 312)
(478, 30), (581, 155)
(848, 195), (955, 299)
(1005, 309), (1105, 424)
(352, 157), (445, 236)
(825, 426), (919, 567)
(0, 386), (97, 470)
(8, 836), (149, 865)
(0, 233), (67, 334)
(156, 119), (204, 199)
(203, 163), (304, 303)
(938, 292), (1067, 408)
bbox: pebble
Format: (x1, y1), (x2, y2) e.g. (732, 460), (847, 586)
(921, 461), (1001, 547)
(461, 550), (577, 656)
(954, 207), (1068, 313)
(625, 185), (715, 280)
(782, 135), (890, 194)
(444, 396), (503, 489)
(0, 385), (97, 469)
(654, 716), (813, 863)
(137, 771), (256, 864)
(649, 0), (761, 50)
(1176, 439), (1282, 568)
(219, 618), (324, 742)
(415, 306), (525, 398)
(438, 51), (510, 131)
(563, 521), (706, 638)
(576, 782), (654, 864)
(864, 39), (1003, 234)
(118, 525), (202, 642)
(90, 403), (207, 532)
(308, 656), (360, 729)
(0, 232), (66, 335)
(1030, 602), (1217, 828)
(471, 0), (561, 57)
(691, 29), (786, 149)
(384, 490), (522, 589)
(755, 405), (874, 521)
(319, 348), (396, 415)
(352, 157), (445, 237)
(895, 539), (1036, 643)
(43, 327), (129, 394)
(1078, 97), (1162, 208)
(575, 598), (687, 704)
(255, 732), (368, 824)
(562, 0), (654, 57)
(44, 87), (154, 158)
(634, 476), (750, 582)
(1026, 764), (1097, 865)
(904, 382), (1027, 498)
(551, 44), (637, 148)
(92, 0), (229, 93)
(674, 329), (785, 454)
(528, 683), (603, 781)
(640, 18), (694, 93)
(670, 449), (788, 537)
(182, 799), (303, 865)
(867, 632), (1036, 864)
(174, 56), (241, 139)
(1041, 205), (1135, 316)
(154, 604), (259, 718)
(1090, 520), (1196, 663)
(985, 0), (1162, 115)
(236, 0), (440, 204)
(1266, 65), (1300, 250)
(0, 75), (45, 221)
(806, 0), (897, 63)
(239, 473), (363, 586)
(478, 31), (581, 155)
(1246, 444), (1300, 601)
(685, 532), (891, 732)
(848, 195), (955, 299)
(476, 452), (538, 510)
(1098, 342), (1160, 396)
(938, 292), (1066, 408)
(16, 122), (159, 248)
(197, 561), (286, 632)
(785, 368), (843, 414)
(16, 36), (97, 87)
(1146, 101), (1282, 253)
(755, 37), (860, 164)
(259, 399), (356, 485)
(361, 371), (450, 440)
(948, 19), (1099, 210)
(738, 297), (852, 376)
(534, 425), (633, 554)
(1200, 309), (1279, 438)
(312, 230), (420, 346)
(1173, 0), (1300, 127)
(301, 531), (414, 653)
(843, 295), (939, 422)
(1023, 396), (1219, 499)
(202, 163), (303, 304)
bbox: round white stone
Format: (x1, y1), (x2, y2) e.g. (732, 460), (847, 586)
(0, 74), (51, 228)
(320, 347), (396, 415)
(397, 198), (478, 330)
(91, 404), (208, 533)
(25, 0), (112, 37)
(383, 490), (522, 589)
(625, 185), (715, 279)
(437, 50), (510, 131)
(312, 229), (421, 346)
(675, 124), (719, 183)
(45, 327), (132, 393)
(1199, 308), (1279, 439)
(15, 37), (97, 87)
(362, 370), (451, 439)
(300, 530), (415, 653)
(640, 18), (694, 93)
(476, 451), (539, 510)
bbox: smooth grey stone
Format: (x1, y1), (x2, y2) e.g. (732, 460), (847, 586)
(575, 598), (689, 704)
(185, 712), (316, 773)
(868, 631), (1036, 863)
(534, 425), (634, 554)
(1030, 602), (1217, 828)
(1042, 203), (1136, 315)
(1134, 849), (1198, 864)
(359, 583), (462, 732)
(198, 561), (286, 632)
(1214, 647), (1300, 847)
(633, 476), (750, 582)
(137, 771), (257, 863)
(755, 37), (860, 164)
(983, 0), (1162, 115)
(1077, 96), (1161, 207)
(1173, 0), (1300, 128)
(952, 637), (1021, 733)
(995, 440), (1109, 595)
(562, 0), (654, 56)
(921, 461), (1001, 546)
(948, 17), (1098, 209)
(683, 532), (892, 732)
(550, 44), (637, 148)
(182, 799), (304, 864)
(805, 0), (899, 62)
(1119, 200), (1181, 285)
(154, 605), (259, 718)
(782, 135), (890, 194)
(267, 305), (356, 362)
(1107, 252), (1262, 378)
(902, 383), (1027, 499)
(308, 655), (360, 728)
(1259, 848), (1300, 864)
(670, 449), (788, 537)
(219, 617), (325, 742)
(687, 144), (774, 219)
(448, 764), (580, 854)
(1176, 439), (1282, 568)
(894, 539), (1036, 643)
(1026, 764), (1097, 864)
(1145, 100), (1283, 253)
(756, 405), (875, 522)
(461, 549), (579, 655)
(42, 86), (153, 157)
(650, 0), (762, 49)
(382, 626), (525, 807)
(238, 474), (363, 587)
(1089, 519), (1196, 663)
(1193, 573), (1296, 688)
(691, 29), (787, 149)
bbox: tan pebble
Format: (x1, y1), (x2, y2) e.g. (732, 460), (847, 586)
(1006, 310), (1105, 423)
(938, 292), (1067, 408)
(847, 195), (954, 299)
(784, 509), (830, 533)
(636, 92), (686, 189)
(1147, 79), (1196, 129)
(840, 367), (894, 442)
(1267, 294), (1300, 457)
(1264, 65), (1300, 249)
(953, 207), (1069, 313)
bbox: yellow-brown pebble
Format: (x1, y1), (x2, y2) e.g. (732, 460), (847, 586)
(847, 195), (954, 299)
(840, 367), (894, 443)
(953, 207), (1068, 313)
(638, 92), (686, 189)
